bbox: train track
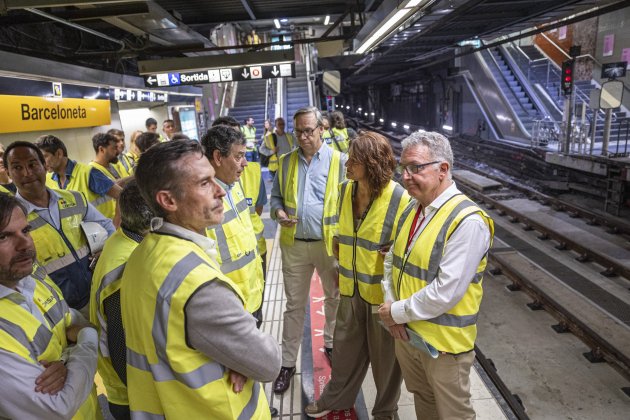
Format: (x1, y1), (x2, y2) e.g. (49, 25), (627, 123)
(358, 121), (630, 408)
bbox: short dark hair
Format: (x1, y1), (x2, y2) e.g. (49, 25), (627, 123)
(0, 192), (27, 232)
(145, 117), (157, 128)
(171, 133), (190, 141)
(212, 116), (240, 129)
(200, 125), (246, 159)
(107, 128), (125, 140)
(135, 132), (161, 153)
(4, 141), (46, 169)
(135, 140), (205, 218)
(119, 180), (153, 235)
(92, 133), (117, 153)
(163, 119), (174, 126)
(35, 135), (67, 157)
(330, 111), (346, 129)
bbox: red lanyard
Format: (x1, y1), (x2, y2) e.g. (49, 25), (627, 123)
(406, 208), (425, 252)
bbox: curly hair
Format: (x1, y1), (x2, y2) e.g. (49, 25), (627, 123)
(348, 131), (396, 199)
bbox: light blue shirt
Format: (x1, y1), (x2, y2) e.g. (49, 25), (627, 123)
(271, 142), (344, 240)
(16, 188), (115, 235)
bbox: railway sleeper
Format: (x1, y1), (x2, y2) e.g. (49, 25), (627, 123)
(526, 300), (544, 311)
(551, 321), (571, 333)
(583, 348), (606, 364)
(575, 254), (590, 263)
(600, 267), (617, 277)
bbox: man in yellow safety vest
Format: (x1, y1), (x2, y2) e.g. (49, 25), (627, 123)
(378, 130), (494, 420)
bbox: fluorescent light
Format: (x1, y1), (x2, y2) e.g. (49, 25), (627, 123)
(356, 0), (427, 54)
(280, 18), (288, 23)
(391, 122), (397, 128)
(324, 15), (330, 25)
(364, 112), (368, 116)
(442, 124), (453, 131)
(379, 118), (384, 123)
(371, 112), (375, 116)
(274, 19), (281, 29)
(358, 107), (362, 111)
(346, 105), (350, 109)
(403, 124), (410, 129)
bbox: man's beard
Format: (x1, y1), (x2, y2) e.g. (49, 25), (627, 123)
(0, 251), (36, 285)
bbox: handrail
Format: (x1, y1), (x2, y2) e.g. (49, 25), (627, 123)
(483, 48), (537, 121)
(539, 32), (571, 60)
(457, 71), (501, 140)
(500, 45), (551, 119)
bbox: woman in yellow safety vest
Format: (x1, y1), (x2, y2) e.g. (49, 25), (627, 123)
(306, 131), (409, 418)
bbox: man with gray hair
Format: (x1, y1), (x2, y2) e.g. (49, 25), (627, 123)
(378, 130), (494, 419)
(270, 106), (346, 394)
(90, 180), (154, 419)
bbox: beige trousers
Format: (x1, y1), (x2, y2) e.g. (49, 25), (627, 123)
(318, 292), (402, 419)
(280, 240), (339, 366)
(395, 339), (476, 420)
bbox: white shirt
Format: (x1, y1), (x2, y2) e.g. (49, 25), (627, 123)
(382, 182), (491, 324)
(0, 277), (98, 420)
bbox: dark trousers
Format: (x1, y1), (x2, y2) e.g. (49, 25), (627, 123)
(109, 402), (131, 420)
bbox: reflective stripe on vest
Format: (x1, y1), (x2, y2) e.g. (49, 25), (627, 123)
(206, 182), (263, 313)
(122, 233), (266, 418)
(337, 180), (409, 304)
(277, 147), (344, 256)
(0, 185), (13, 195)
(392, 194), (494, 353)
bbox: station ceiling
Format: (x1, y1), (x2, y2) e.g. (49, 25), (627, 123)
(0, 0), (626, 84)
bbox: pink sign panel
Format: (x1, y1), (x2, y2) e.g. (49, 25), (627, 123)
(622, 48), (630, 69)
(603, 34), (614, 57)
(558, 26), (567, 40)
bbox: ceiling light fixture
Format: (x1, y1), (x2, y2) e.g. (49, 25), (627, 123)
(355, 0), (430, 54)
(274, 19), (281, 29)
(324, 15), (330, 25)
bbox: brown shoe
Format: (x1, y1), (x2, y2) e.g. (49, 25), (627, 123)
(273, 366), (296, 394)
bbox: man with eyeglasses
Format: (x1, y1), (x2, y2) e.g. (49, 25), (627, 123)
(378, 130), (494, 420)
(270, 106), (346, 394)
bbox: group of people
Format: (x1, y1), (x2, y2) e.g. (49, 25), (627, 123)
(0, 105), (493, 420)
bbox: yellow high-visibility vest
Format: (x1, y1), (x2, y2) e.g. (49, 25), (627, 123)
(263, 132), (294, 172)
(240, 162), (267, 256)
(206, 181), (263, 313)
(90, 229), (140, 406)
(391, 194), (494, 354)
(277, 147), (345, 256)
(89, 161), (118, 219)
(337, 180), (410, 304)
(113, 154), (133, 177)
(121, 232), (269, 419)
(0, 184), (12, 195)
(330, 127), (350, 152)
(0, 269), (101, 420)
(46, 161), (115, 219)
(27, 189), (91, 309)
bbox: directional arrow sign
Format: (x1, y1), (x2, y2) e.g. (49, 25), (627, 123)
(145, 76), (157, 86)
(241, 68), (250, 79)
(271, 66), (279, 77)
(143, 63), (295, 87)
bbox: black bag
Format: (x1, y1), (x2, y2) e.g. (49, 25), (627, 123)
(260, 133), (277, 167)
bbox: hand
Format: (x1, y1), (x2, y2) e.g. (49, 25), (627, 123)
(35, 361), (67, 395)
(228, 370), (247, 393)
(276, 209), (297, 227)
(377, 301), (396, 327)
(388, 324), (409, 341)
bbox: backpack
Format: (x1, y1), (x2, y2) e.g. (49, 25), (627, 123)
(260, 133), (277, 167)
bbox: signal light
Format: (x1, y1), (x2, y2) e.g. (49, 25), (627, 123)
(561, 60), (574, 95)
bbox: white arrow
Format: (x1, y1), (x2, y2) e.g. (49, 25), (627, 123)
(316, 308), (325, 316)
(146, 76), (156, 86)
(241, 68), (250, 78)
(314, 329), (324, 337)
(271, 66), (279, 76)
(312, 296), (325, 303)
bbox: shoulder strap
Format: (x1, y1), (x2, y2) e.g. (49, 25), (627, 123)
(272, 133), (278, 147)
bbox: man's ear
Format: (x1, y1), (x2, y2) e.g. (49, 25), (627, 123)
(439, 162), (449, 179)
(155, 190), (177, 213)
(212, 149), (223, 166)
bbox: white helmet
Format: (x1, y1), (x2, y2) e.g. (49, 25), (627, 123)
(81, 222), (109, 255)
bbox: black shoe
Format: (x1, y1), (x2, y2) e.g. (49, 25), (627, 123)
(324, 347), (333, 364)
(273, 366), (296, 394)
(270, 406), (279, 417)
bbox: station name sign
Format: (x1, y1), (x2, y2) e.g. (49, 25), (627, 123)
(143, 63), (295, 88)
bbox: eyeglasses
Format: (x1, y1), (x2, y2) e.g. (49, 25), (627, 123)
(395, 161), (440, 175)
(293, 126), (319, 138)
